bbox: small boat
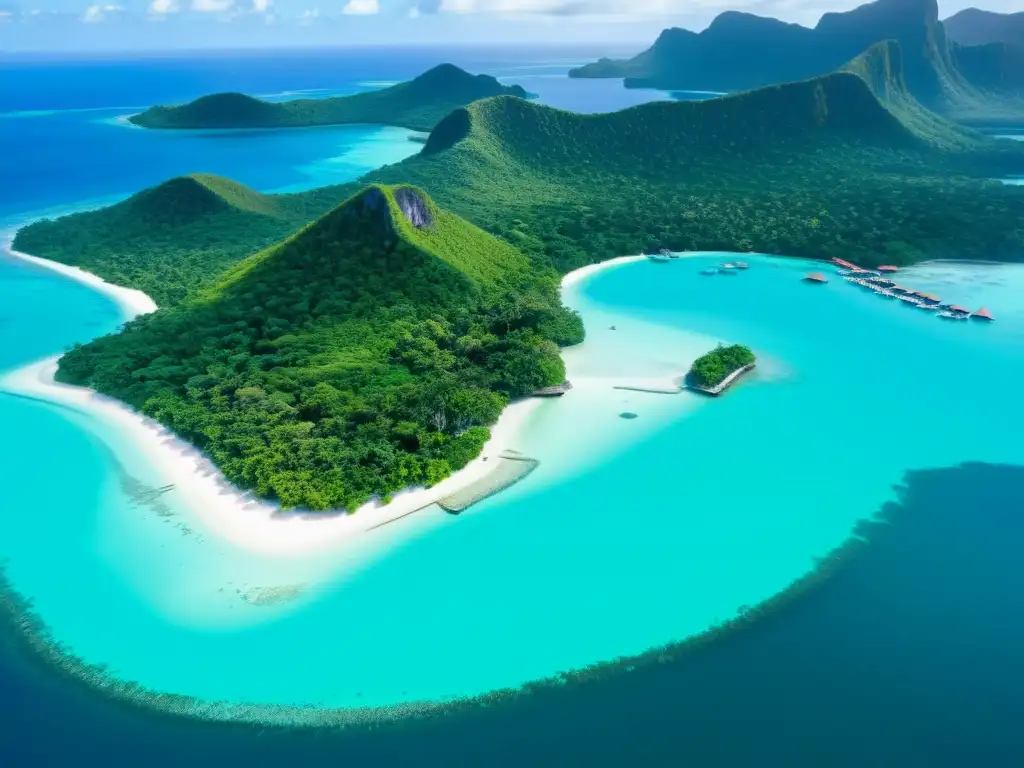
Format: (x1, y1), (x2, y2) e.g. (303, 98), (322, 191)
(719, 263), (739, 274)
(700, 267), (717, 275)
(647, 252), (670, 263)
(735, 261), (749, 269)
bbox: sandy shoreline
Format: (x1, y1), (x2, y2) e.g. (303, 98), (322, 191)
(2, 238), (157, 318)
(1, 357), (542, 556)
(0, 244), (661, 557)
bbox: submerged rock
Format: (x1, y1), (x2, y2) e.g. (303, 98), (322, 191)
(619, 412), (638, 419)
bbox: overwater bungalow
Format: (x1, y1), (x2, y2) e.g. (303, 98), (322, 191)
(831, 258), (860, 270)
(804, 272), (828, 284)
(949, 305), (970, 315)
(939, 311), (968, 321)
(917, 302), (940, 311)
(972, 307), (995, 321)
(918, 293), (941, 305)
(877, 265), (900, 273)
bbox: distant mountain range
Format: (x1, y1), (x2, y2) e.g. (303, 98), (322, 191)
(945, 8), (1024, 46)
(129, 64), (528, 132)
(569, 0), (1023, 125)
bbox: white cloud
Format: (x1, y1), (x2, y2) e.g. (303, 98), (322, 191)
(149, 0), (179, 13)
(251, 0), (270, 11)
(298, 6), (318, 22)
(81, 3), (123, 22)
(407, 5), (419, 16)
(0, 8), (12, 21)
(191, 0), (233, 11)
(342, 0), (378, 14)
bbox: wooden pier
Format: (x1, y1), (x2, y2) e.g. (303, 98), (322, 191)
(437, 451), (539, 514)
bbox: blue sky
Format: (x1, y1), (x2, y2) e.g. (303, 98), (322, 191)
(0, 0), (1014, 51)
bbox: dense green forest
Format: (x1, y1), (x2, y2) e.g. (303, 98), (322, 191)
(568, 0), (1024, 125)
(129, 64), (528, 132)
(689, 345), (756, 388)
(12, 175), (353, 306)
(18, 47), (1024, 305)
(18, 47), (1024, 512)
(57, 186), (581, 511)
(367, 59), (1024, 272)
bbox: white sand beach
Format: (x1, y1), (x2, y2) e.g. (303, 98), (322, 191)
(1, 357), (543, 557)
(3, 238), (157, 318)
(0, 246), (694, 558)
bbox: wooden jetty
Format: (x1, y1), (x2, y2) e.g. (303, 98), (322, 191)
(530, 381), (573, 397)
(437, 451), (539, 514)
(685, 363), (755, 397)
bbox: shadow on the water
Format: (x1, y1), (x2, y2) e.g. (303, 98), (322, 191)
(2, 462), (1024, 766)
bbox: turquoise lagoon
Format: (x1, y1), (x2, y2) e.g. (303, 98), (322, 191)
(2, 249), (1023, 719)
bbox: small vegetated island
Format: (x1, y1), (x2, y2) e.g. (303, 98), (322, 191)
(687, 345), (757, 395)
(128, 64), (528, 133)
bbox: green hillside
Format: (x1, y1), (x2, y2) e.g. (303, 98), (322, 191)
(56, 185), (581, 511)
(12, 175), (352, 306)
(369, 60), (1024, 273)
(129, 64), (529, 132)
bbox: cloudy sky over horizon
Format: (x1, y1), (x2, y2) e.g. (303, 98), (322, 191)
(0, 0), (1017, 51)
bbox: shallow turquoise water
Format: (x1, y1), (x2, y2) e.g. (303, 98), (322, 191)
(3, 251), (1022, 713)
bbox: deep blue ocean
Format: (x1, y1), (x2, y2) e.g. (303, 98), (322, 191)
(2, 48), (1024, 766)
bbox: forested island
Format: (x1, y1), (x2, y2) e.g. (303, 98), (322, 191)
(56, 185), (581, 511)
(15, 40), (1024, 513)
(568, 0), (1024, 125)
(128, 64), (528, 133)
(688, 345), (757, 393)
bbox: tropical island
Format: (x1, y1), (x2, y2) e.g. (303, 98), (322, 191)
(11, 38), (1024, 515)
(568, 0), (1024, 126)
(128, 63), (529, 133)
(686, 345), (757, 395)
(54, 185), (581, 512)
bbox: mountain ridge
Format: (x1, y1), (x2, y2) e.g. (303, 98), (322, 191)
(569, 0), (1023, 125)
(944, 8), (1024, 47)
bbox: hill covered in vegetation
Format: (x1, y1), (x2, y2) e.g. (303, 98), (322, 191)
(367, 48), (1024, 272)
(56, 185), (581, 511)
(22, 45), (1024, 292)
(129, 64), (529, 132)
(569, 0), (1023, 125)
(12, 175), (352, 306)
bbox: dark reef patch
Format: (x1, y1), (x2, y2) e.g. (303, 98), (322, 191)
(2, 462), (1024, 765)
